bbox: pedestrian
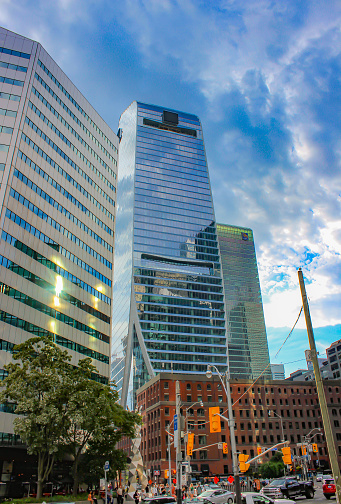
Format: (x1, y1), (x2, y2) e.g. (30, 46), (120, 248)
(88, 492), (93, 504)
(92, 491), (98, 504)
(133, 489), (139, 504)
(117, 486), (123, 504)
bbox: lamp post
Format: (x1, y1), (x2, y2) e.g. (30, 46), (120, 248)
(268, 410), (285, 442)
(206, 365), (241, 504)
(185, 400), (203, 481)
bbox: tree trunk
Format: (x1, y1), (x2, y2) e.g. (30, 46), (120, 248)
(37, 452), (45, 499)
(72, 452), (80, 496)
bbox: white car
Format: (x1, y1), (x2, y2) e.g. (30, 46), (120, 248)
(198, 489), (234, 504)
(316, 474), (323, 482)
(240, 492), (296, 504)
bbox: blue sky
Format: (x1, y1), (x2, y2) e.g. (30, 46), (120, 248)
(2, 0), (341, 376)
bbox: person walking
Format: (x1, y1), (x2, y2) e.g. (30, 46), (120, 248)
(133, 489), (139, 504)
(117, 486), (123, 504)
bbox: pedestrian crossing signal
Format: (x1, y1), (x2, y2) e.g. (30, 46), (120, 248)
(239, 453), (250, 473)
(312, 443), (318, 453)
(282, 447), (292, 465)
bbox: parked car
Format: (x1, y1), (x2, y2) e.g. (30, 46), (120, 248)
(198, 489), (234, 504)
(260, 477), (315, 499)
(315, 474), (323, 482)
(322, 479), (336, 499)
(239, 491), (296, 504)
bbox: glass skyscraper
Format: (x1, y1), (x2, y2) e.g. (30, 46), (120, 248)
(112, 102), (227, 406)
(0, 27), (117, 448)
(217, 224), (271, 379)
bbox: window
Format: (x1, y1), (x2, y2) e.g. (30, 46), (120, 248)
(218, 396), (223, 403)
(207, 384), (211, 391)
(187, 395), (192, 402)
(164, 382), (169, 389)
(199, 450), (207, 459)
(187, 383), (191, 390)
(165, 408), (169, 415)
(198, 435), (206, 445)
(164, 394), (169, 401)
(208, 396), (212, 402)
(197, 384), (202, 391)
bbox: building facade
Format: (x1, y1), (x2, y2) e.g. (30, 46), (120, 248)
(217, 224), (271, 379)
(326, 340), (341, 379)
(136, 373), (341, 478)
(271, 363), (285, 380)
(112, 102), (227, 407)
(0, 27), (118, 449)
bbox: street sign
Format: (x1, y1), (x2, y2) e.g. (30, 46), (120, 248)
(271, 447), (278, 451)
(214, 476), (219, 484)
(104, 461), (110, 471)
(154, 470), (160, 476)
(174, 414), (178, 448)
(218, 443), (223, 449)
(228, 476), (234, 484)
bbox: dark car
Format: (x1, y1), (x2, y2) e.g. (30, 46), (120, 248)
(261, 478), (315, 500)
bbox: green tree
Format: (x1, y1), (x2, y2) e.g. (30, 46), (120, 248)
(62, 359), (140, 496)
(259, 452), (285, 479)
(0, 336), (72, 498)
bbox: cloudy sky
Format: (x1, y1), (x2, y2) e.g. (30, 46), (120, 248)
(1, 0), (341, 376)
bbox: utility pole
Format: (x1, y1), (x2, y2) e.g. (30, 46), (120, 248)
(175, 381), (182, 504)
(224, 374), (241, 504)
(298, 268), (341, 504)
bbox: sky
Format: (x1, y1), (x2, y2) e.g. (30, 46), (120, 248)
(1, 0), (341, 376)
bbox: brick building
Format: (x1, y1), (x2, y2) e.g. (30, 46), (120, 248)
(135, 373), (341, 478)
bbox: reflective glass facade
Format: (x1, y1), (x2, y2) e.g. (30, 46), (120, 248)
(0, 28), (117, 441)
(112, 102), (227, 407)
(217, 224), (271, 379)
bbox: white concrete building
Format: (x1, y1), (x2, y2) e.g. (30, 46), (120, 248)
(0, 27), (118, 448)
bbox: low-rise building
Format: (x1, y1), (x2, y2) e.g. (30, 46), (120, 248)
(135, 373), (341, 478)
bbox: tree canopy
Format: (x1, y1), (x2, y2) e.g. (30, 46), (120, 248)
(0, 335), (140, 497)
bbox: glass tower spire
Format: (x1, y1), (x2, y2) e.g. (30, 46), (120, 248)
(111, 102), (227, 407)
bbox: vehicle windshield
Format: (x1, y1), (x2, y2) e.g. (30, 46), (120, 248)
(268, 479), (286, 487)
(200, 491), (215, 496)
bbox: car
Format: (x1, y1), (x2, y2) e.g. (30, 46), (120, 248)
(198, 489), (234, 504)
(316, 474), (323, 482)
(322, 479), (336, 499)
(141, 497), (176, 504)
(260, 477), (315, 500)
(240, 491), (296, 504)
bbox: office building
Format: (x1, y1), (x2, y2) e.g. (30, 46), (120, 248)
(0, 27), (118, 449)
(217, 224), (271, 379)
(112, 102), (227, 407)
(271, 363), (285, 380)
(326, 340), (341, 379)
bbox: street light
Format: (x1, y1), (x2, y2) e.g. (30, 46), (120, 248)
(206, 365), (241, 504)
(184, 400), (204, 481)
(268, 410), (285, 442)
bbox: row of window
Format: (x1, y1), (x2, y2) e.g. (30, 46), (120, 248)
(37, 61), (117, 152)
(0, 145), (9, 152)
(2, 231), (111, 304)
(10, 188), (112, 270)
(0, 75), (24, 87)
(5, 210), (112, 287)
(18, 151), (113, 234)
(24, 120), (116, 204)
(30, 92), (116, 174)
(0, 46), (30, 59)
(0, 254), (110, 323)
(137, 287), (223, 303)
(0, 108), (16, 117)
(31, 83), (116, 164)
(0, 61), (27, 72)
(0, 282), (109, 343)
(0, 310), (109, 363)
(28, 102), (115, 189)
(0, 126), (12, 134)
(0, 91), (20, 101)
(14, 169), (113, 252)
(17, 149), (114, 222)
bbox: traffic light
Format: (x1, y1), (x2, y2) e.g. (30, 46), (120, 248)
(187, 432), (194, 456)
(301, 445), (307, 456)
(209, 407), (221, 433)
(223, 443), (228, 454)
(172, 469), (176, 475)
(312, 443), (318, 453)
(165, 470), (168, 479)
(257, 446), (262, 456)
(239, 453), (250, 473)
(282, 447), (292, 465)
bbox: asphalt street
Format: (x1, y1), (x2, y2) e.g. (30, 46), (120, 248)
(296, 483), (335, 504)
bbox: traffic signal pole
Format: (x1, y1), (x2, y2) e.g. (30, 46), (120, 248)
(298, 268), (341, 504)
(175, 381), (182, 504)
